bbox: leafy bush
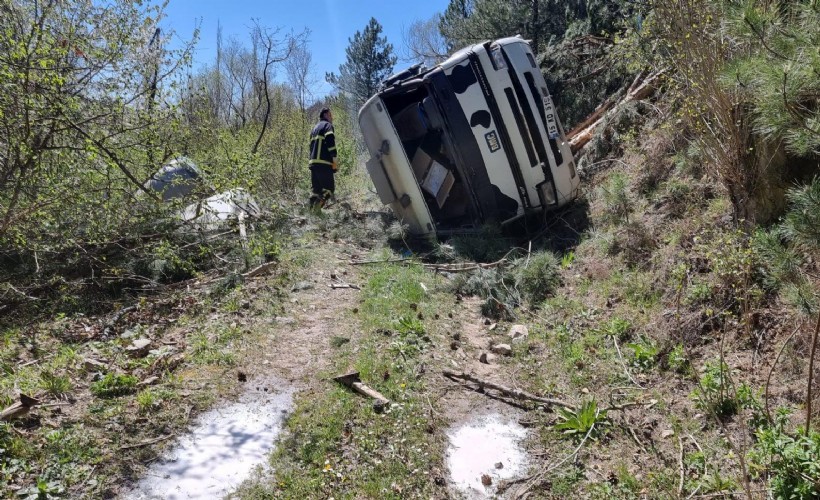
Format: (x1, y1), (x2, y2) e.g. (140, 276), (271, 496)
(667, 344), (690, 374)
(514, 251), (561, 305)
(692, 361), (738, 419)
(601, 317), (632, 341)
(751, 410), (820, 500)
(90, 374), (137, 398)
(626, 337), (657, 371)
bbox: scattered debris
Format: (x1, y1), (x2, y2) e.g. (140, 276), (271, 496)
(333, 371), (390, 412)
(481, 474), (492, 486)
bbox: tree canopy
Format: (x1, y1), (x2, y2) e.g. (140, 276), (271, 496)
(326, 17), (397, 107)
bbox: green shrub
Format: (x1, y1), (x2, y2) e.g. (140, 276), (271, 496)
(667, 344), (690, 374)
(751, 409), (820, 500)
(601, 172), (632, 224)
(692, 361), (738, 419)
(90, 373), (137, 398)
(601, 317), (631, 341)
(626, 337), (657, 371)
(555, 399), (608, 440)
(514, 251), (561, 305)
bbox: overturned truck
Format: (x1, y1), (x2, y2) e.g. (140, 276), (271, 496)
(359, 36), (580, 239)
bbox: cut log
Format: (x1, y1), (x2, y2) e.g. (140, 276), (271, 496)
(1, 394), (40, 421)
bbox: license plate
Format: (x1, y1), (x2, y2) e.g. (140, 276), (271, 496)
(542, 96), (559, 139)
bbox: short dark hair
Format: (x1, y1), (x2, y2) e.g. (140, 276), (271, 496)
(319, 107), (331, 120)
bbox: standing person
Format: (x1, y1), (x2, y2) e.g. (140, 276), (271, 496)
(308, 107), (338, 209)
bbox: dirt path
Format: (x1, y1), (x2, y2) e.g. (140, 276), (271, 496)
(248, 242), (362, 387)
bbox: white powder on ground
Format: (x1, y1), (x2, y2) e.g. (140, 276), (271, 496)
(447, 414), (528, 498)
(127, 385), (293, 500)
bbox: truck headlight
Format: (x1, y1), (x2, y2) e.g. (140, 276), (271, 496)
(539, 181), (556, 206)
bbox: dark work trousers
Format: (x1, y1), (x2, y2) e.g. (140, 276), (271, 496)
(309, 164), (335, 206)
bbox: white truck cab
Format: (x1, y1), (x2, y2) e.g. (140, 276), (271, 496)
(359, 36), (579, 238)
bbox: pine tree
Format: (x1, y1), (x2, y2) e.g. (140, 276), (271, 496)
(326, 18), (397, 107)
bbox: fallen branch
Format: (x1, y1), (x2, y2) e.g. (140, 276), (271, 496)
(329, 283), (360, 290)
(612, 335), (645, 389)
(243, 261), (276, 279)
(102, 305), (137, 337)
(349, 257), (415, 265)
(442, 370), (576, 411)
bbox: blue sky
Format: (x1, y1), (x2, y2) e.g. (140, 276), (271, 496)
(159, 0), (450, 96)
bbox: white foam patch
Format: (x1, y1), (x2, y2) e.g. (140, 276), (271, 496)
(446, 414), (528, 498)
(127, 385), (293, 500)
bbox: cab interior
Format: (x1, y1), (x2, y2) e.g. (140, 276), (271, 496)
(380, 84), (477, 232)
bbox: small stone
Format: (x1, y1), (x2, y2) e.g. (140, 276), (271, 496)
(479, 352), (496, 364)
(509, 324), (529, 340)
(274, 316), (295, 324)
(581, 387), (590, 394)
(291, 281), (314, 292)
(495, 462), (504, 469)
(491, 344), (512, 355)
(489, 323), (497, 331)
(481, 474), (492, 486)
(126, 338), (152, 357)
(82, 358), (106, 372)
(331, 270), (338, 279)
(661, 429), (675, 439)
(138, 376), (159, 386)
(483, 318), (491, 325)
